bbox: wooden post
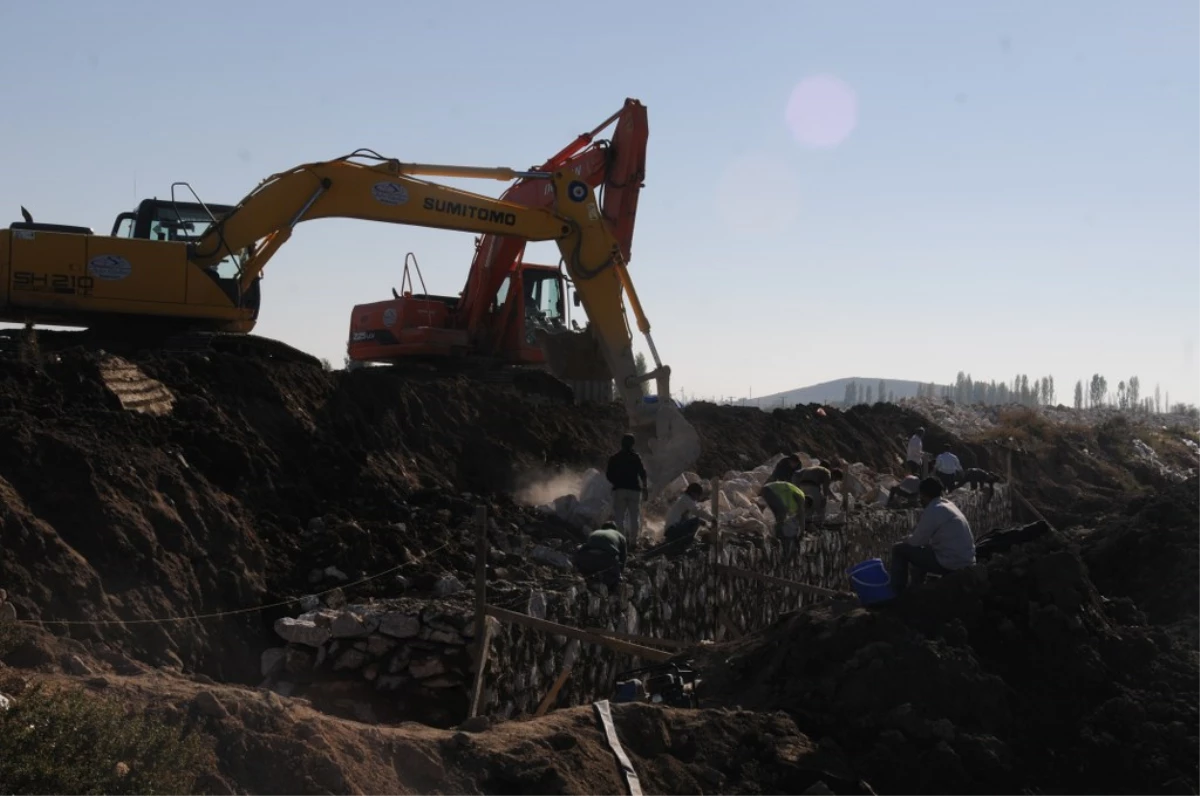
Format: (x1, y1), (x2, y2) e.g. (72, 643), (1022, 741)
(709, 477), (720, 542)
(710, 476), (723, 644)
(468, 506), (489, 718)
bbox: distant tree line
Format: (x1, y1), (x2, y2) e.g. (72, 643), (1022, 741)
(905, 371), (1193, 416)
(841, 380), (897, 407)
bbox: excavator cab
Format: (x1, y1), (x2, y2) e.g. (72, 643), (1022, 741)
(105, 199), (260, 311)
(2, 198), (261, 331)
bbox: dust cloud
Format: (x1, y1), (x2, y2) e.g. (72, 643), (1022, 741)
(513, 468), (588, 506)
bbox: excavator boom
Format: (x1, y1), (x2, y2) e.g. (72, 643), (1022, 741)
(458, 99), (647, 350)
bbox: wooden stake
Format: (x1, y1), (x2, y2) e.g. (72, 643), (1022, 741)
(585, 628), (693, 651)
(717, 563), (843, 597)
(468, 505), (489, 718)
(485, 606), (674, 662)
(468, 619), (493, 719)
(710, 476), (725, 644)
(1011, 485), (1052, 529)
(534, 639), (580, 717)
(710, 477), (720, 538)
(717, 609), (743, 640)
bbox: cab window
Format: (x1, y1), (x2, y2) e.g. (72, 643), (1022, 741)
(112, 214), (136, 238)
(526, 273), (564, 323)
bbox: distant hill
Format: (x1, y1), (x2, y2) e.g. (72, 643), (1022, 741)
(733, 377), (949, 409)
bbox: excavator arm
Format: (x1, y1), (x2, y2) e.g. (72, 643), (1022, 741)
(188, 150), (699, 491)
(458, 98), (647, 343)
(189, 151), (568, 294)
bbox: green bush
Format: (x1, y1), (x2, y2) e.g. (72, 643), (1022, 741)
(0, 684), (211, 795)
(0, 621), (28, 657)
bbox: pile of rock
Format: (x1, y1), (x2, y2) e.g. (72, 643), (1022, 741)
(537, 455), (906, 537)
(1130, 438), (1193, 483)
(263, 597), (482, 724)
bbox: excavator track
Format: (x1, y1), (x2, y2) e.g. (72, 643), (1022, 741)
(158, 332), (323, 367)
(0, 326), (321, 368)
(370, 357), (577, 405)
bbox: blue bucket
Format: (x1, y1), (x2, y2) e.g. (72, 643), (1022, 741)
(848, 558), (896, 605)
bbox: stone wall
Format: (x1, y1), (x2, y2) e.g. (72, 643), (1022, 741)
(267, 487), (1012, 724)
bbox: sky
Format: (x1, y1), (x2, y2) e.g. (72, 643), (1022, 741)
(1, 0), (1197, 406)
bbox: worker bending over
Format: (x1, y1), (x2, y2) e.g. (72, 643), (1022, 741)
(889, 478), (975, 593)
(933, 444), (964, 492)
(887, 475), (922, 509)
(573, 522), (627, 588)
(759, 481), (812, 561)
(606, 434), (648, 547)
(767, 453), (802, 484)
(791, 464), (843, 525)
(663, 482), (715, 544)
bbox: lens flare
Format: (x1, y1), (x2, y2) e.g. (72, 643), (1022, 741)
(714, 153), (801, 235)
(785, 74), (859, 148)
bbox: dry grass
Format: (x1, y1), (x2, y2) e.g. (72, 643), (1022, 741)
(0, 683), (211, 795)
(975, 407), (1052, 446)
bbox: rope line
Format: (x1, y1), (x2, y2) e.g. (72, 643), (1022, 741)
(12, 541), (452, 628)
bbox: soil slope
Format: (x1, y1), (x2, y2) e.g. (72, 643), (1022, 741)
(696, 528), (1199, 794)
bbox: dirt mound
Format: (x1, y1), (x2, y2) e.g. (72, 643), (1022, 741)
(695, 531), (1199, 794)
(0, 347), (626, 680)
(0, 667), (873, 795)
(684, 401), (953, 476)
(1078, 476), (1200, 646)
(0, 344), (972, 681)
(916, 404), (1200, 528)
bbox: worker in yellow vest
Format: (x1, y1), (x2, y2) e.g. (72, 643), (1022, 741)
(759, 480), (812, 561)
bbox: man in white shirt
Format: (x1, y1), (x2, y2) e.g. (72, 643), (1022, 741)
(905, 428), (925, 475)
(888, 477), (976, 593)
(663, 482), (715, 544)
(933, 444), (965, 491)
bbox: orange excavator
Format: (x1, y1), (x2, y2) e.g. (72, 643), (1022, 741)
(345, 99), (648, 401)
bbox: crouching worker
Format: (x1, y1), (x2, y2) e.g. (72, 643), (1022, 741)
(663, 482), (715, 545)
(963, 467), (1000, 491)
(889, 478), (975, 593)
(759, 481), (812, 561)
(791, 464), (843, 525)
(886, 475), (922, 509)
(573, 522), (627, 588)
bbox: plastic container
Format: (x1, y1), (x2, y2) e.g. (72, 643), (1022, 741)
(848, 558), (896, 605)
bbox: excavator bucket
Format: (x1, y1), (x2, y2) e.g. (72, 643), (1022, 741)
(632, 398), (703, 496)
(535, 327), (700, 491)
(534, 327), (617, 403)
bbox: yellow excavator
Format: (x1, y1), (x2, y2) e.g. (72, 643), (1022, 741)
(0, 150), (700, 491)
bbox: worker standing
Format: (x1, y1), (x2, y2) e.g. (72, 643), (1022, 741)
(573, 522), (627, 588)
(606, 434), (648, 546)
(791, 465), (844, 525)
(888, 478), (976, 593)
(933, 444), (965, 492)
(759, 481), (811, 561)
(663, 482), (715, 544)
(905, 428), (925, 475)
